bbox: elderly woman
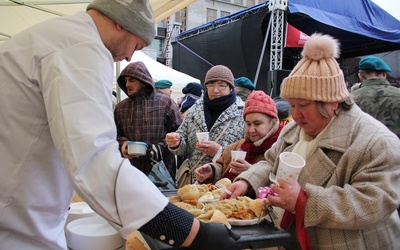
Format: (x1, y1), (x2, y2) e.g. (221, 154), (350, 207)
(166, 65), (245, 186)
(222, 34), (400, 249)
(194, 90), (282, 184)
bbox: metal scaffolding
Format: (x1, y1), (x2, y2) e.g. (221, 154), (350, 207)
(268, 0), (287, 70)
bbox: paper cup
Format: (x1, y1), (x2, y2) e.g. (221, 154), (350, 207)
(196, 132), (209, 142)
(231, 150), (247, 161)
(276, 152), (305, 182)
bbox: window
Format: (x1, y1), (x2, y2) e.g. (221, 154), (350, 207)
(221, 11), (230, 18)
(233, 0), (243, 5)
(175, 8), (187, 32)
(207, 8), (218, 23)
(246, 0), (256, 7)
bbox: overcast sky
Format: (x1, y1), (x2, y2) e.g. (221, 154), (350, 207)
(371, 0), (400, 20)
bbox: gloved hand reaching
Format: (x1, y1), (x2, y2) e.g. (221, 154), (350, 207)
(187, 221), (241, 250)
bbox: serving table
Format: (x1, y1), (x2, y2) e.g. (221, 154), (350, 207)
(141, 190), (293, 249)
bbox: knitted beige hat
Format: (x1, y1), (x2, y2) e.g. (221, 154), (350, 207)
(280, 33), (349, 102)
(204, 65), (235, 89)
(87, 0), (155, 46)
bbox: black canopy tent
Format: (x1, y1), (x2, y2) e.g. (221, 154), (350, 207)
(172, 0), (400, 96)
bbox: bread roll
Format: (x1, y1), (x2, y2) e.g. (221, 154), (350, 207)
(248, 198), (265, 217)
(210, 209), (231, 228)
(215, 178), (231, 188)
(177, 184), (200, 201)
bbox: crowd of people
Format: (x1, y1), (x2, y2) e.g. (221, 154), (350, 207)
(1, 0), (399, 249)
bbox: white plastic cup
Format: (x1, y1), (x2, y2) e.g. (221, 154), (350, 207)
(276, 152), (305, 182)
(231, 150), (247, 161)
(127, 141), (148, 156)
(196, 132), (209, 142)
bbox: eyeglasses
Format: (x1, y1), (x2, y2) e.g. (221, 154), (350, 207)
(205, 82), (229, 90)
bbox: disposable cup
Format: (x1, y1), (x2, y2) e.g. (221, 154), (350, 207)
(231, 150), (247, 161)
(196, 132), (209, 142)
(276, 152), (305, 182)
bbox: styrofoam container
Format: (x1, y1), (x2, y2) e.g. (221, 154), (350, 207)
(66, 216), (125, 250)
(127, 141), (148, 156)
(65, 202), (97, 232)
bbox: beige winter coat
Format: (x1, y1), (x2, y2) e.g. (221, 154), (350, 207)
(239, 105), (400, 249)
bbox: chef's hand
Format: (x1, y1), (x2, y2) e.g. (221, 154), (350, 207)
(166, 132), (181, 148)
(264, 179), (301, 213)
(187, 221), (240, 250)
(121, 141), (134, 159)
(220, 180), (249, 200)
(194, 164), (213, 183)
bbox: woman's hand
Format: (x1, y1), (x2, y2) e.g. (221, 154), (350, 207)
(121, 141), (134, 159)
(220, 180), (249, 200)
(196, 141), (221, 156)
(264, 179), (301, 213)
(194, 164), (213, 183)
(228, 159), (251, 174)
(165, 132), (181, 148)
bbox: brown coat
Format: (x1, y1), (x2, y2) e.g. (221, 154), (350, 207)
(238, 105), (400, 249)
(209, 139), (266, 183)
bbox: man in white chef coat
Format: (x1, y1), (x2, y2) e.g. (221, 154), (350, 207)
(0, 0), (240, 249)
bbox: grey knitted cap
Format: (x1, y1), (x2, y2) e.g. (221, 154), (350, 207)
(87, 0), (156, 46)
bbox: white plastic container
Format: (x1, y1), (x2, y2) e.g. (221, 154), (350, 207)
(66, 216), (125, 250)
(127, 141), (148, 156)
(65, 202), (97, 232)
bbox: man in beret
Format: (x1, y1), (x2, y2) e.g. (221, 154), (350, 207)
(155, 79), (173, 97)
(234, 77), (255, 101)
(352, 56), (400, 139)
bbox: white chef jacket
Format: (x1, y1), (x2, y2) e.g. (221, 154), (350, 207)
(0, 12), (167, 249)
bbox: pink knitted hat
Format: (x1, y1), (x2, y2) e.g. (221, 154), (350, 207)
(244, 90), (278, 119)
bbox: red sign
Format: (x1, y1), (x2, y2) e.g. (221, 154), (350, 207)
(285, 24), (309, 48)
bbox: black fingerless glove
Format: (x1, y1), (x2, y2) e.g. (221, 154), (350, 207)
(188, 221), (241, 250)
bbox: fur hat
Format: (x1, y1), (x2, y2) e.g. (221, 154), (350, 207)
(204, 65), (235, 89)
(87, 0), (155, 46)
(243, 91), (278, 119)
(235, 77), (255, 90)
(281, 33), (349, 102)
(359, 56), (391, 72)
(155, 80), (172, 89)
(182, 82), (203, 97)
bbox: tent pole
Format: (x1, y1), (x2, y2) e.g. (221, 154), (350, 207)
(253, 4), (275, 88)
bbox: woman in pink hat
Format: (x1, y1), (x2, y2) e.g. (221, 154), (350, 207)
(194, 90), (283, 183)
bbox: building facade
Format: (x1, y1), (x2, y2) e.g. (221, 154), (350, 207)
(150, 0), (264, 67)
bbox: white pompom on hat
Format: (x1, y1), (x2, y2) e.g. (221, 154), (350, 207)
(280, 33), (350, 102)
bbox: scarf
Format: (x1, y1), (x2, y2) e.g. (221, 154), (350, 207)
(241, 123), (283, 164)
(203, 90), (236, 130)
(221, 122), (283, 181)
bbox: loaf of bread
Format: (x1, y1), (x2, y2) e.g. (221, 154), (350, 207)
(177, 184), (201, 201)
